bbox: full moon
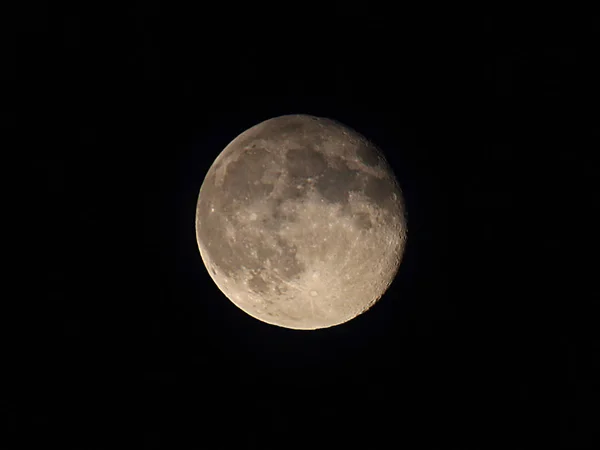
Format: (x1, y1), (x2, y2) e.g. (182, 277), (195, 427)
(195, 114), (407, 330)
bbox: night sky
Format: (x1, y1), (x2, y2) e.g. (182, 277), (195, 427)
(16, 6), (598, 449)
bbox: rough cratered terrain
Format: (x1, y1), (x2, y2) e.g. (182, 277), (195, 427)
(196, 114), (407, 330)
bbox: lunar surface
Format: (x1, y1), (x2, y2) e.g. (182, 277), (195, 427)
(195, 114), (407, 330)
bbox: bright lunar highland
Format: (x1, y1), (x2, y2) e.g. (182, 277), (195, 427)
(195, 114), (407, 330)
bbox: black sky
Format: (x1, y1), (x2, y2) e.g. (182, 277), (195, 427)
(15, 6), (599, 449)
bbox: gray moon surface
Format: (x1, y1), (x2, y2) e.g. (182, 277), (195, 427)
(195, 114), (407, 330)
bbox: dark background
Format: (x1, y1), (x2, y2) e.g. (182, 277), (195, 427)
(13, 5), (599, 449)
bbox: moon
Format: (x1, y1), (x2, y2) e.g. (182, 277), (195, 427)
(195, 114), (407, 330)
